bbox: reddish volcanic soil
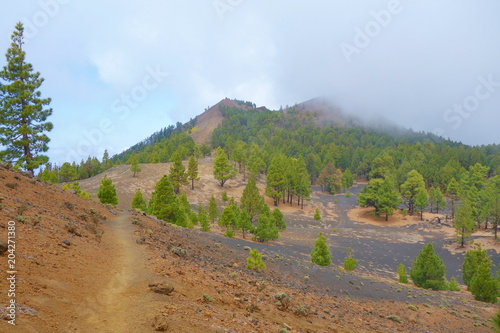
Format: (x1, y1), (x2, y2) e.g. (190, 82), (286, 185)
(0, 165), (498, 332)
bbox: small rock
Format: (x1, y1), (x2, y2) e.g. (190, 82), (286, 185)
(149, 283), (175, 296)
(152, 315), (169, 332)
(160, 253), (166, 259)
(0, 241), (8, 255)
(136, 237), (146, 245)
(62, 240), (71, 246)
(109, 210), (118, 215)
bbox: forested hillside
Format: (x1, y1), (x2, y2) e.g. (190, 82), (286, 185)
(40, 98), (500, 192)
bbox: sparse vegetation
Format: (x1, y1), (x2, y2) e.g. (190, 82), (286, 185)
(246, 248), (266, 272)
(398, 263), (408, 283)
(386, 315), (402, 323)
(274, 292), (291, 310)
(15, 215), (27, 223)
(313, 208), (321, 221)
(343, 247), (358, 271)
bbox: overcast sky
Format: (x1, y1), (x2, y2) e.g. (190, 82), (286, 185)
(1, 1), (500, 165)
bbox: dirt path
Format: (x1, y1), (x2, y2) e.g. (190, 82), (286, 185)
(70, 213), (160, 332)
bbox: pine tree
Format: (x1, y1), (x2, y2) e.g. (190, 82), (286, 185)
(187, 156), (199, 190)
(448, 276), (460, 291)
(59, 162), (77, 182)
(341, 169), (354, 191)
(398, 263), (408, 283)
(253, 213), (279, 242)
(429, 186), (446, 214)
(271, 208), (286, 231)
(314, 208), (321, 221)
(310, 232), (331, 266)
(102, 149), (112, 171)
(492, 312), (500, 333)
(462, 243), (489, 288)
(469, 260), (499, 303)
(0, 23), (53, 176)
(97, 176), (118, 205)
(343, 247), (358, 271)
(148, 175), (178, 222)
(240, 176), (265, 223)
(358, 178), (401, 221)
(410, 243), (447, 290)
(415, 187), (428, 220)
(218, 202), (238, 234)
(401, 170), (426, 215)
(198, 205), (210, 231)
(246, 248), (266, 272)
(169, 153), (188, 193)
(208, 194), (218, 223)
(265, 154), (287, 206)
(446, 178), (460, 218)
(213, 147), (236, 187)
(454, 199), (475, 248)
(131, 188), (147, 211)
(237, 209), (253, 238)
(129, 153), (141, 177)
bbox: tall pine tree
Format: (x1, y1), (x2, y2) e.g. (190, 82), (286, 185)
(187, 155), (199, 190)
(0, 22), (53, 175)
(213, 147), (236, 187)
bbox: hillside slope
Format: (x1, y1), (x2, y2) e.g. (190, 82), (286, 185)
(1, 165), (499, 332)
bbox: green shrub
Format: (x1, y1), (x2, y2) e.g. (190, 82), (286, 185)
(398, 263), (408, 283)
(274, 292), (291, 310)
(16, 215), (27, 223)
(224, 228), (235, 238)
(313, 208), (321, 221)
(492, 311), (500, 333)
(448, 276), (460, 291)
(386, 315), (402, 323)
(343, 247), (357, 271)
(246, 248), (266, 272)
(203, 294), (214, 302)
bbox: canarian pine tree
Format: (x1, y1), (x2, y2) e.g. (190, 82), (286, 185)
(208, 194), (218, 223)
(240, 176), (265, 223)
(97, 176), (118, 205)
(131, 188), (147, 211)
(169, 153), (188, 193)
(187, 155), (199, 190)
(265, 154), (287, 206)
(0, 22), (53, 176)
(129, 153), (141, 177)
(213, 147), (237, 187)
(401, 170), (426, 215)
(410, 243), (447, 290)
(310, 232), (331, 266)
(454, 199), (475, 248)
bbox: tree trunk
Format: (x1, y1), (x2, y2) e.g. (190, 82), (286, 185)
(191, 179), (194, 190)
(385, 213), (389, 221)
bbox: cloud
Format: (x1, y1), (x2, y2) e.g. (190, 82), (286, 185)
(1, 0), (500, 164)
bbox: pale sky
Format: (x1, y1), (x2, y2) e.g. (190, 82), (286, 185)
(1, 1), (500, 165)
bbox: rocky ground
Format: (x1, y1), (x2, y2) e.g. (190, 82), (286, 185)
(0, 164), (498, 332)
